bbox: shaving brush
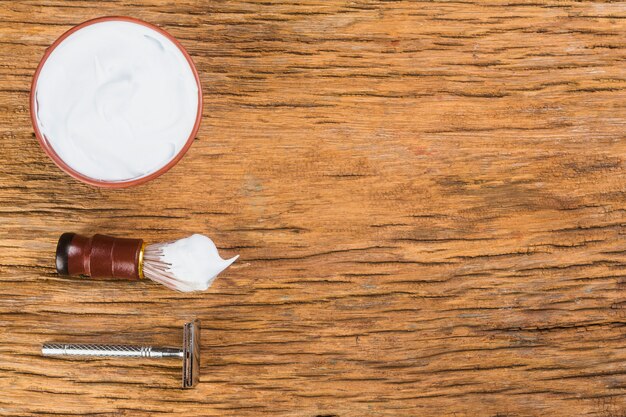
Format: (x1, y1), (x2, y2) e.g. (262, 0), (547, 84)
(56, 233), (238, 292)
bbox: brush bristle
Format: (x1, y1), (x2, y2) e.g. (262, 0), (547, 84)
(143, 242), (184, 291)
(143, 237), (237, 292)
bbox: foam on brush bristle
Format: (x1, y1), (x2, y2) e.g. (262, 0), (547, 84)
(143, 234), (238, 292)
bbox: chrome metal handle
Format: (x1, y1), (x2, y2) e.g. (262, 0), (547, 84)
(42, 343), (183, 358)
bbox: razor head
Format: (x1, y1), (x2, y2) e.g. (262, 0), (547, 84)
(182, 320), (200, 388)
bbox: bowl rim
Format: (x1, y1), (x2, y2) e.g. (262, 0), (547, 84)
(29, 15), (203, 188)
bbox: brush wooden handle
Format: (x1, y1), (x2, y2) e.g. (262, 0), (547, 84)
(56, 233), (144, 280)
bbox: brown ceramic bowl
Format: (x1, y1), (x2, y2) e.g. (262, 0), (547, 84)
(30, 16), (203, 188)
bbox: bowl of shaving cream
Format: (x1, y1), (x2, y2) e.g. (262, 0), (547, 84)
(30, 16), (202, 187)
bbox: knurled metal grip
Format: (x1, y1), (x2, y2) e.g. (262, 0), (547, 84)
(41, 344), (184, 358)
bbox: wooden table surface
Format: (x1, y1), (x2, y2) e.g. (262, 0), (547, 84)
(1, 1), (626, 416)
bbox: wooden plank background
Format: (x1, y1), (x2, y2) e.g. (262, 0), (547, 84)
(1, 1), (625, 416)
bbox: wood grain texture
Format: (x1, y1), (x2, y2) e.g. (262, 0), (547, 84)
(1, 0), (625, 415)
